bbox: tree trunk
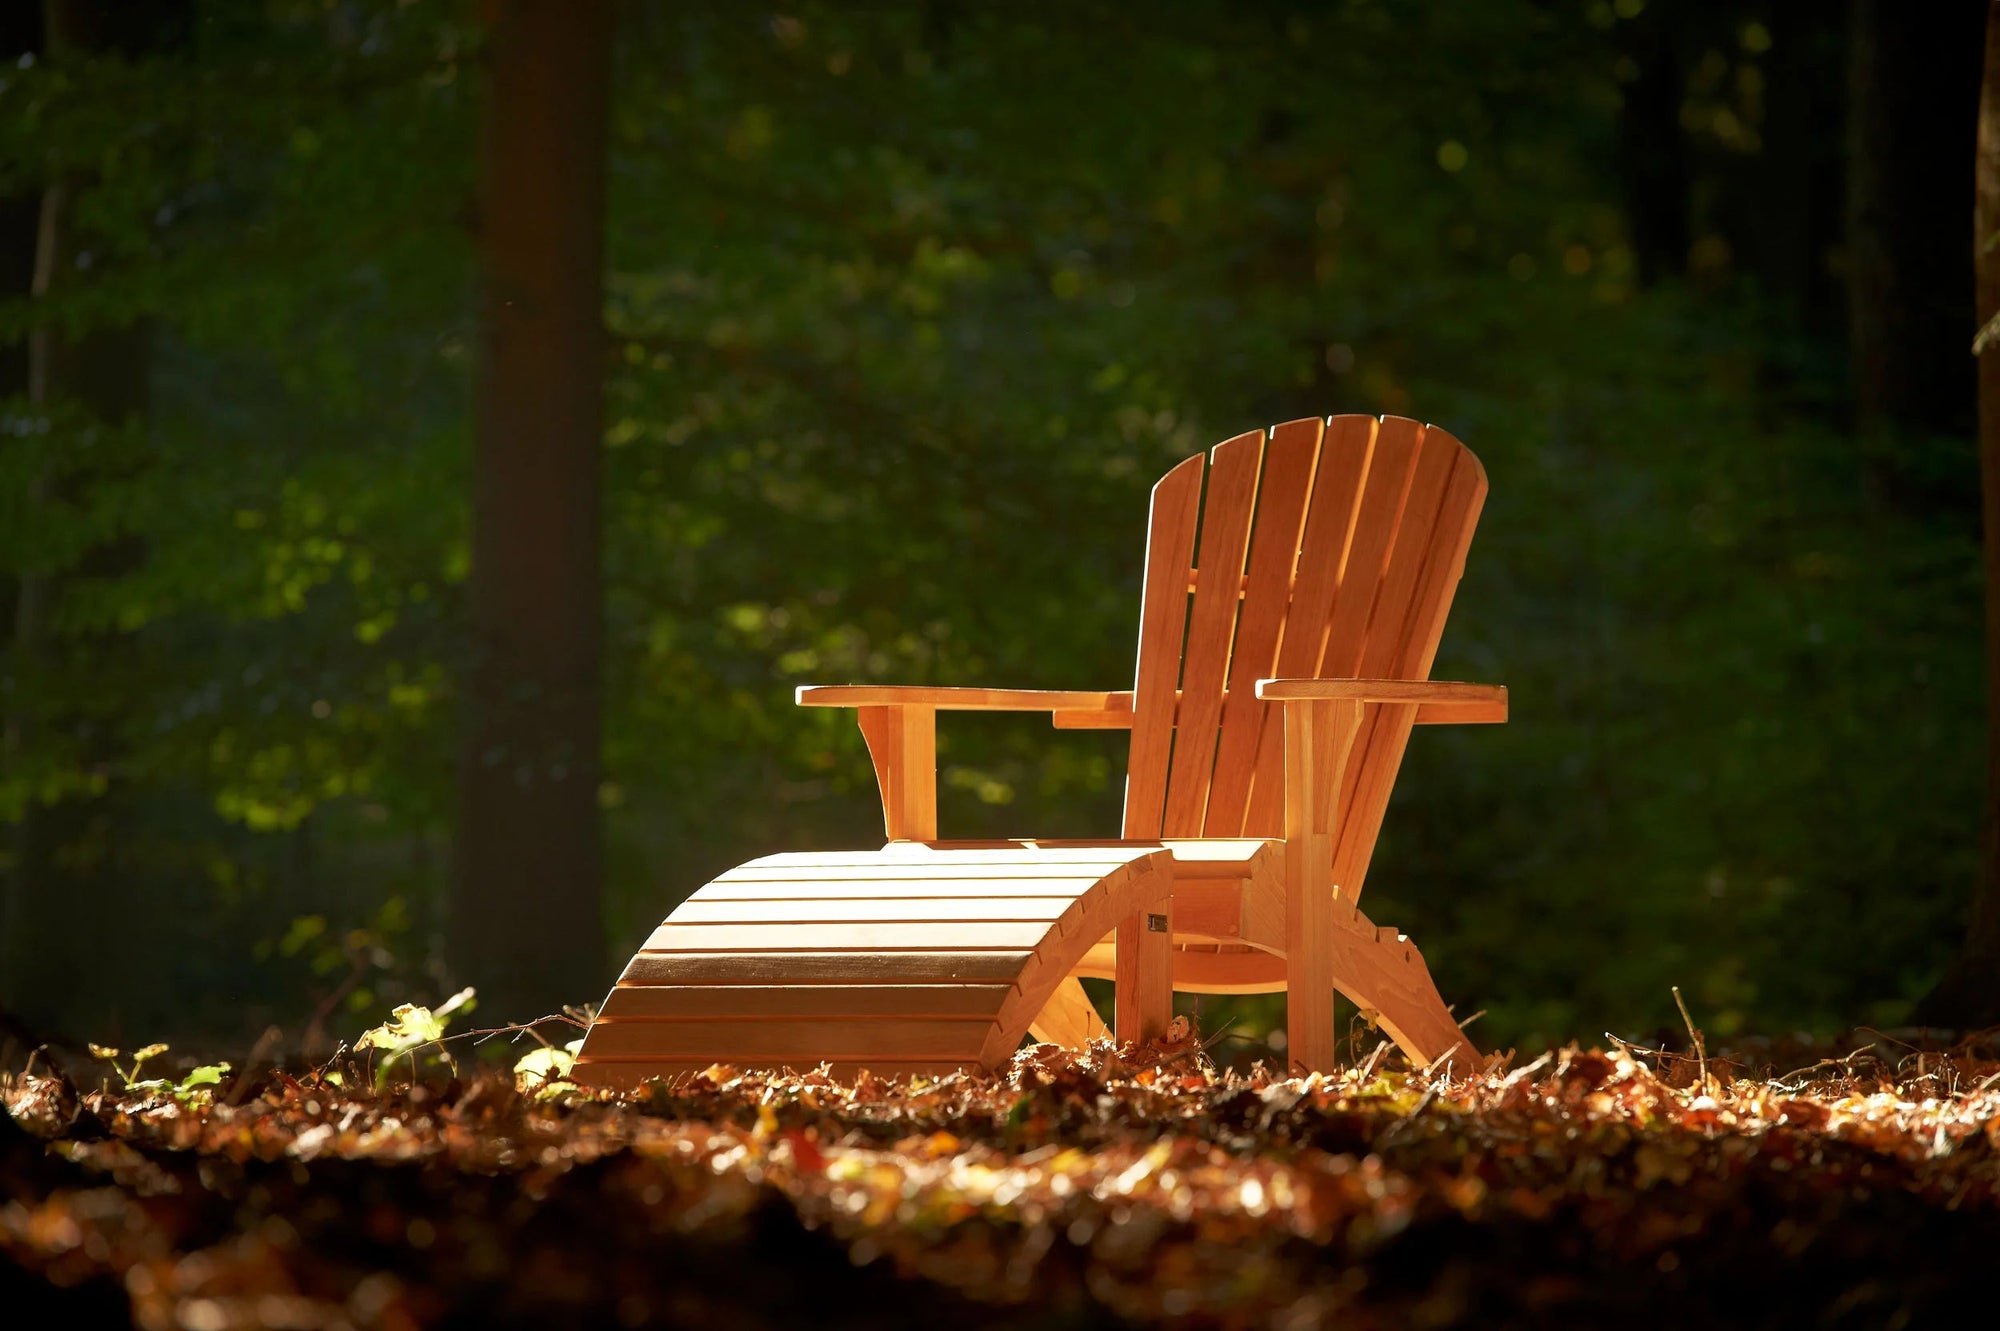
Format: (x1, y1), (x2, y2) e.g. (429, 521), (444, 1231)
(1918, 0), (2000, 1030)
(1613, 4), (1691, 286)
(2, 0), (162, 1021)
(1845, 0), (1984, 447)
(450, 0), (613, 1021)
(1743, 0), (1846, 335)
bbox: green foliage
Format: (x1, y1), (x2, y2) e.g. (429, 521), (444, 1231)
(354, 985), (476, 1086)
(82, 1040), (231, 1105)
(85, 1041), (170, 1088)
(0, 1), (1980, 1049)
(178, 1062), (229, 1090)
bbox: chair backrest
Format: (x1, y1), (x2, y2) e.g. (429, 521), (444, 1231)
(1121, 415), (1487, 903)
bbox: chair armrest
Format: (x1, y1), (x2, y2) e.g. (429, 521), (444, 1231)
(1053, 685), (1508, 729)
(1255, 678), (1507, 724)
(795, 685), (1124, 841)
(796, 685), (1122, 712)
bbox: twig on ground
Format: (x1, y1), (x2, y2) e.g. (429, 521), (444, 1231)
(1672, 986), (1709, 1094)
(302, 951), (373, 1059)
(1353, 1039), (1392, 1083)
(1770, 1046), (1876, 1093)
(225, 1026), (286, 1108)
(466, 1013), (590, 1051)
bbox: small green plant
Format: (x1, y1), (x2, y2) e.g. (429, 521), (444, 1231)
(353, 986), (477, 1086)
(85, 1042), (232, 1104)
(88, 1042), (170, 1088)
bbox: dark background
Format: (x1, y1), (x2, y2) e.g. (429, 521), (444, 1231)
(0, 0), (1988, 1060)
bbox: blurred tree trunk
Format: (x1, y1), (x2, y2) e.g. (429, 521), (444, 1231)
(1613, 4), (1690, 286)
(1746, 1), (1846, 336)
(450, 0), (613, 1020)
(2, 0), (164, 1022)
(1845, 0), (1984, 448)
(1918, 0), (2000, 1031)
(0, 2), (45, 1008)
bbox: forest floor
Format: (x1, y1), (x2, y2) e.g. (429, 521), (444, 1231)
(3, 1029), (1998, 1330)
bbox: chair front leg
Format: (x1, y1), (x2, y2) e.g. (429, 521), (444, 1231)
(1282, 697), (1366, 1073)
(855, 704), (938, 841)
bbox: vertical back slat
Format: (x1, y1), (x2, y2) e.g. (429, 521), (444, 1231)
(1160, 430), (1266, 836)
(1118, 416), (1487, 909)
(1202, 417), (1324, 835)
(1121, 453), (1205, 838)
(1315, 415), (1428, 679)
(1239, 415), (1379, 835)
(1330, 427), (1487, 900)
(1243, 415), (1418, 836)
(1322, 420), (1457, 874)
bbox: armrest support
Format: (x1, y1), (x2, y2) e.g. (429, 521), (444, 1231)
(1265, 680), (1505, 1065)
(1259, 682), (1502, 1073)
(852, 704), (936, 841)
(794, 684), (1127, 839)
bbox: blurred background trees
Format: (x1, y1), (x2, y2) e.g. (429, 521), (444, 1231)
(0, 0), (1988, 1054)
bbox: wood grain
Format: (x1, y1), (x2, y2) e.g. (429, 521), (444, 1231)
(1123, 453), (1205, 838)
(1167, 877), (1244, 940)
(799, 686), (1120, 710)
(1320, 420), (1459, 890)
(1162, 429), (1266, 836)
(1254, 678), (1506, 708)
(1205, 417), (1323, 834)
(695, 879), (1112, 900)
(574, 847), (1178, 1085)
(644, 920), (1061, 953)
(579, 1017), (990, 1061)
(668, 897), (1081, 925)
(1052, 689), (1501, 728)
(570, 1059), (981, 1089)
(1114, 890), (1174, 1045)
(1242, 414), (1382, 836)
(1284, 697), (1364, 1072)
(1331, 428), (1490, 902)
(615, 951), (1037, 986)
(597, 983), (1012, 1020)
(856, 704), (937, 840)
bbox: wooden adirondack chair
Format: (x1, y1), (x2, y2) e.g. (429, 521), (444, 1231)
(571, 414), (1505, 1088)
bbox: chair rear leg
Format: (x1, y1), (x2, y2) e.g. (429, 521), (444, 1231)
(1328, 914), (1479, 1076)
(1282, 698), (1362, 1074)
(1285, 862), (1336, 1073)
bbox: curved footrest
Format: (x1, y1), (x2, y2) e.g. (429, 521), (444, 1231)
(572, 845), (1174, 1089)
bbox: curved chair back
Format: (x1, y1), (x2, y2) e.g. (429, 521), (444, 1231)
(1121, 414), (1487, 902)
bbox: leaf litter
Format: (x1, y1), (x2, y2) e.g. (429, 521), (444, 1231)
(4, 1031), (1999, 1329)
